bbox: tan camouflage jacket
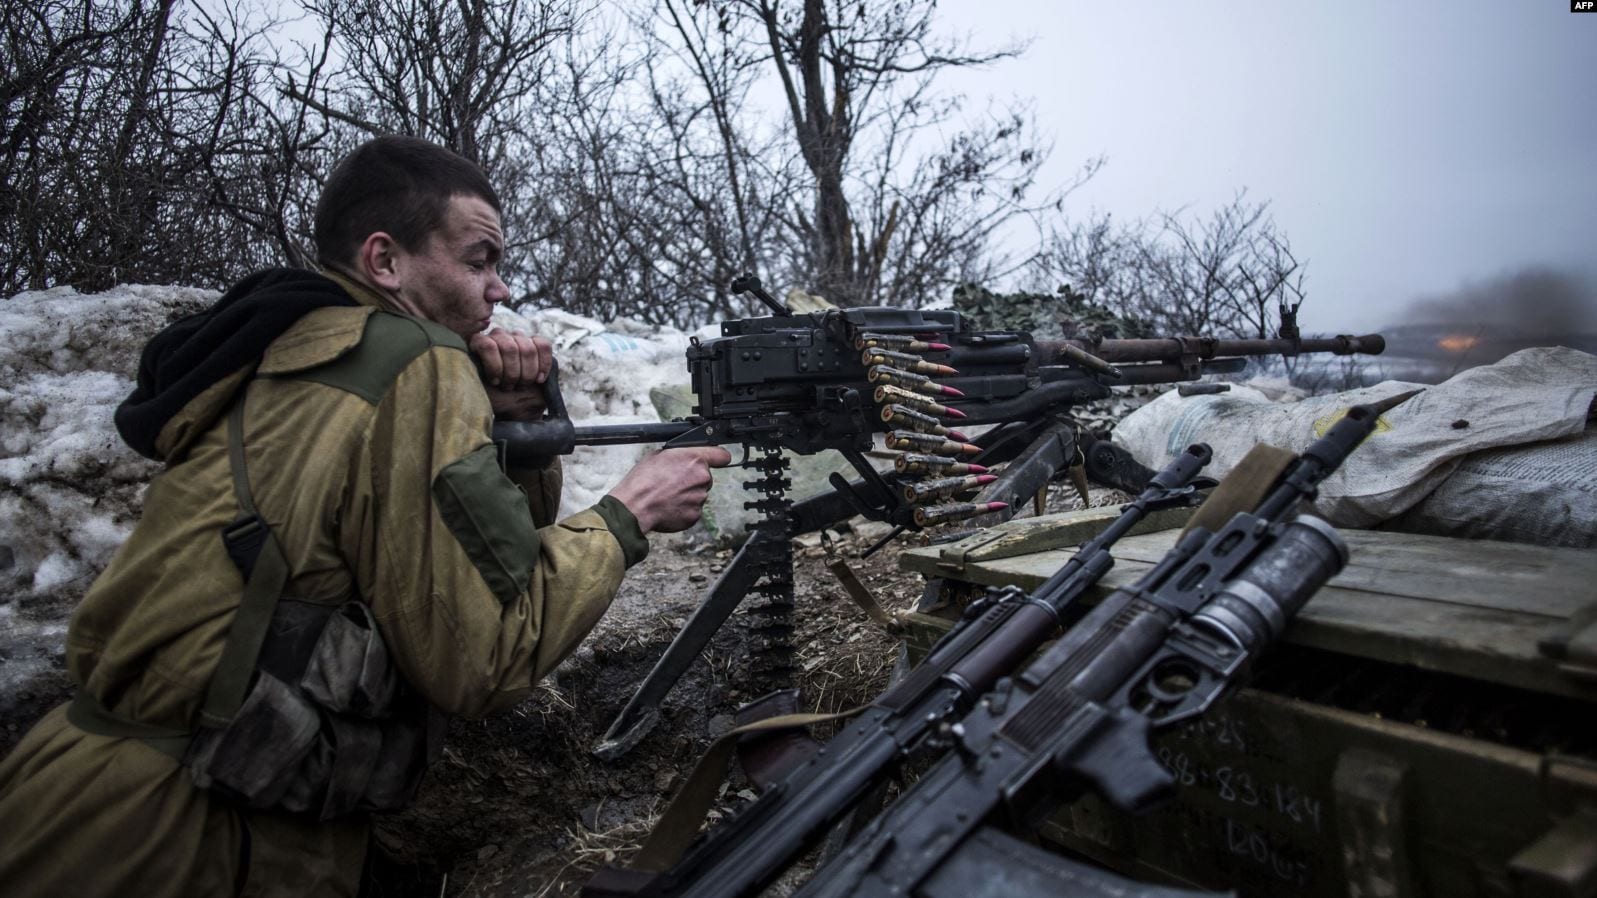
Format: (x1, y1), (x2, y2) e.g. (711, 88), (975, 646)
(0, 273), (647, 896)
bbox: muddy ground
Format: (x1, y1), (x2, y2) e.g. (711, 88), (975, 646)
(378, 521), (918, 897)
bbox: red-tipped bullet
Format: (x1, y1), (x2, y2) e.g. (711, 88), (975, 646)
(880, 404), (953, 436)
(893, 454), (991, 476)
(902, 473), (999, 503)
(855, 333), (953, 353)
(913, 500), (1010, 527)
(873, 385), (966, 419)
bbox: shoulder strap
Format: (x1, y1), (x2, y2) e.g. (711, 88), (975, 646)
(65, 394), (291, 745)
(198, 395), (293, 729)
(291, 311), (466, 404)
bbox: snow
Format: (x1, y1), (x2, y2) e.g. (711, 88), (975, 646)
(492, 306), (692, 516)
(0, 284), (694, 612)
(0, 284), (200, 608)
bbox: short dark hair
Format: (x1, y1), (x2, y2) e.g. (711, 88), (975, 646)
(314, 135), (502, 268)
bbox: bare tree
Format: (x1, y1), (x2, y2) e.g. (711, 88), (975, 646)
(1035, 193), (1305, 338)
(737, 0), (1051, 306)
(5, 0), (1067, 333)
(1, 0), (304, 294)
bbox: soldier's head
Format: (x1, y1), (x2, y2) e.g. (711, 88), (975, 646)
(316, 136), (510, 337)
(315, 135), (500, 269)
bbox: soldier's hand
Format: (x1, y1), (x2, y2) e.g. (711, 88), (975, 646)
(470, 329), (554, 421)
(609, 447), (734, 534)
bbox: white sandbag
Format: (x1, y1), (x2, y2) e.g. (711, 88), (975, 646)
(1380, 427), (1597, 548)
(1113, 347), (1597, 530)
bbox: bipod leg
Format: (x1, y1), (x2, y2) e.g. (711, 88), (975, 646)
(965, 417), (1080, 529)
(593, 478), (892, 761)
(592, 532), (769, 761)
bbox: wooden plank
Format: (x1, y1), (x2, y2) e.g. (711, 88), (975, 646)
(1101, 530), (1595, 619)
(931, 503), (1199, 575)
(906, 529), (1597, 618)
(899, 529), (1597, 701)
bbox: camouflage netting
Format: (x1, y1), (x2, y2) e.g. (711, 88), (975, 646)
(950, 283), (1153, 341)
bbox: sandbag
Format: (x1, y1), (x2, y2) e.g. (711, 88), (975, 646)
(1113, 347), (1597, 542)
(1379, 427), (1597, 548)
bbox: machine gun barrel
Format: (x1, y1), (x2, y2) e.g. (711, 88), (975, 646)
(1043, 333), (1386, 365)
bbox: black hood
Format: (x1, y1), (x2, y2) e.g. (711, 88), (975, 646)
(115, 268), (358, 460)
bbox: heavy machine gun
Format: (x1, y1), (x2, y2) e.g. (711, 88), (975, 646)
(586, 405), (1379, 898)
(491, 277), (1385, 758)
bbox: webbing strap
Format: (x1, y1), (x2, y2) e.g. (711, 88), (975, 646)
(198, 398), (292, 730)
(630, 707), (865, 873)
(1180, 443), (1296, 538)
(67, 690), (189, 759)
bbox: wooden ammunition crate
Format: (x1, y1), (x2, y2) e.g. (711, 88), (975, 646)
(897, 508), (1597, 898)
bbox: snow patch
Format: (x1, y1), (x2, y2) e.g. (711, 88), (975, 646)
(0, 286), (702, 605)
(493, 305), (692, 518)
(1, 285), (199, 606)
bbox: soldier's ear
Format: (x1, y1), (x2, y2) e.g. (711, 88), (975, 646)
(358, 232), (405, 292)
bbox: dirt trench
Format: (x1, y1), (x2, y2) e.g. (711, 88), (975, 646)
(360, 526), (913, 897)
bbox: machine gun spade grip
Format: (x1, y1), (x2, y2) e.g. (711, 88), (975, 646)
(489, 360), (577, 464)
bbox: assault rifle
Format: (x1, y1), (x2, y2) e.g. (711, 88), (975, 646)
(793, 407), (1376, 898)
(583, 442), (1217, 897)
(588, 405), (1377, 898)
(491, 277), (1385, 758)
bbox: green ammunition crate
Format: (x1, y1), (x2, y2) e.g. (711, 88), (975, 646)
(898, 508), (1597, 898)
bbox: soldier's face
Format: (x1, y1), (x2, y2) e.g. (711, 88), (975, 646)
(391, 194), (510, 338)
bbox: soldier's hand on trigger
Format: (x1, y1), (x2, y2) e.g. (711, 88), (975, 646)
(609, 447), (733, 534)
(470, 329), (554, 421)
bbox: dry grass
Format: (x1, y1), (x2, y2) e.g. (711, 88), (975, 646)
(528, 810), (661, 898)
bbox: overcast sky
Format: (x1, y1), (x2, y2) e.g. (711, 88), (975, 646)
(934, 1), (1597, 333)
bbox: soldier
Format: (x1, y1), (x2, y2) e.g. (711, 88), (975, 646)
(0, 135), (731, 896)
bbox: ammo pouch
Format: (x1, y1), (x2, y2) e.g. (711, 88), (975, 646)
(69, 392), (442, 820)
(175, 396), (441, 820)
(184, 599), (441, 820)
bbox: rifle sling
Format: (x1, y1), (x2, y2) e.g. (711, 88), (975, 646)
(68, 391), (293, 747)
(630, 708), (865, 874)
(1180, 443), (1296, 538)
(200, 395), (293, 730)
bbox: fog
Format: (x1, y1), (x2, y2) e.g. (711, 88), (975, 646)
(935, 1), (1597, 335)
